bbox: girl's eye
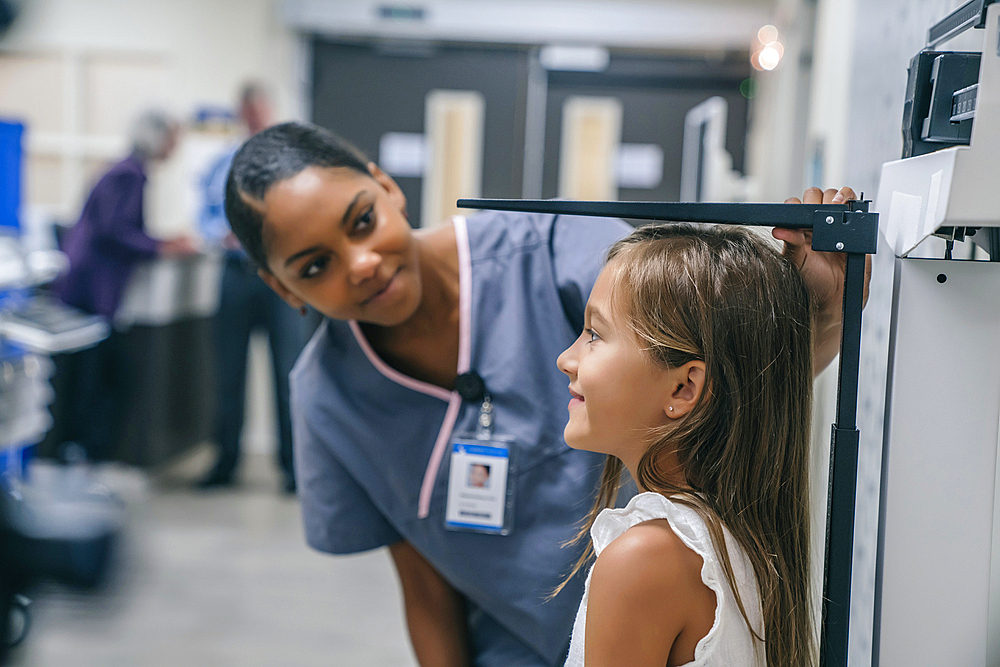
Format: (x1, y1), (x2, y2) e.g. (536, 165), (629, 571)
(301, 255), (329, 279)
(585, 328), (600, 344)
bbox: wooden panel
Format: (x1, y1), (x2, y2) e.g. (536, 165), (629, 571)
(421, 90), (484, 227)
(558, 96), (622, 200)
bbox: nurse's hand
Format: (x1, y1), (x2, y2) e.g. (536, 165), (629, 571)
(773, 186), (872, 376)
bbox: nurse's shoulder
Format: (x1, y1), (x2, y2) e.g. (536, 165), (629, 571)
(289, 318), (353, 400)
(464, 209), (630, 261)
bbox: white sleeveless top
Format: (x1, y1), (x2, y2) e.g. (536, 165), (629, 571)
(564, 492), (765, 667)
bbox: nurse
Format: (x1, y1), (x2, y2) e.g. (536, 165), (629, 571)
(224, 122), (857, 666)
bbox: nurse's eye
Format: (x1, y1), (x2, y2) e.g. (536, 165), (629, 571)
(585, 328), (601, 344)
(352, 207), (375, 234)
(301, 255), (330, 279)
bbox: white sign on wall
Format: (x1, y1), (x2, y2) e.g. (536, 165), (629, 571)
(616, 143), (664, 189)
(379, 132), (426, 177)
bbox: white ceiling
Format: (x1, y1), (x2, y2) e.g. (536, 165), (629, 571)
(282, 0), (779, 51)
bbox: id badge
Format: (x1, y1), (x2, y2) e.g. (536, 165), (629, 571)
(445, 435), (515, 535)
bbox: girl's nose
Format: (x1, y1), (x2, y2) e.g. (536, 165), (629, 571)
(348, 247), (380, 285)
(557, 343), (578, 378)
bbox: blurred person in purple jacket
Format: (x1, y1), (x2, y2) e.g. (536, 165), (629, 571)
(55, 109), (197, 317)
(50, 109), (197, 462)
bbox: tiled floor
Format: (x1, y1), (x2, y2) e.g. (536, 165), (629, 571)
(10, 447), (417, 667)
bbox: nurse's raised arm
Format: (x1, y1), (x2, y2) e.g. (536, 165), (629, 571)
(773, 186), (871, 376)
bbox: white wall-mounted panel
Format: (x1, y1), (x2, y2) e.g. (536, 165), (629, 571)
(877, 258), (1000, 666)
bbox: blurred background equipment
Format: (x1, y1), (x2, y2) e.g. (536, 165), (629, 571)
(680, 96), (757, 202)
(0, 455), (126, 666)
(0, 0), (17, 39)
(0, 114), (122, 666)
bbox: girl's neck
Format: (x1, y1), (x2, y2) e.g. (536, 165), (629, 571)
(624, 448), (690, 494)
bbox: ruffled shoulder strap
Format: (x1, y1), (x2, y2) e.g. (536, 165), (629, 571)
(590, 492), (763, 666)
(590, 492), (713, 562)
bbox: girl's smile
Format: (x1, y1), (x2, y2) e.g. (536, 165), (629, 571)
(567, 388), (585, 411)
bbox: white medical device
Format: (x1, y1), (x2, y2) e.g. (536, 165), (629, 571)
(866, 1), (1000, 664)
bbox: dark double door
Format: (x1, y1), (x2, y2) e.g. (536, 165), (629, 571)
(312, 39), (751, 227)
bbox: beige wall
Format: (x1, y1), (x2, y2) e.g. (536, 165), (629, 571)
(0, 0), (302, 231)
(0, 0), (303, 456)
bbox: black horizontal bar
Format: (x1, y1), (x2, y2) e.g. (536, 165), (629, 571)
(457, 199), (850, 229)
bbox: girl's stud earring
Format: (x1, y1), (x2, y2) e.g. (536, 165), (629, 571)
(668, 406), (674, 412)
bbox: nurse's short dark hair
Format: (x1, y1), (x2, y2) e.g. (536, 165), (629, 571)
(225, 122), (371, 270)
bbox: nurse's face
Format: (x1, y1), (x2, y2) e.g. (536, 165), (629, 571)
(258, 164), (422, 327)
(556, 264), (704, 473)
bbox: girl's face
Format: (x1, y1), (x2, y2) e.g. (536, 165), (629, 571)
(556, 264), (704, 473)
(257, 164), (422, 326)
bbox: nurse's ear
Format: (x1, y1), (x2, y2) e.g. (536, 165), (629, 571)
(367, 162), (408, 219)
(258, 268), (306, 311)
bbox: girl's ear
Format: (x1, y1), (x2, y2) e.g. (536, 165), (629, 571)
(258, 268), (306, 311)
(665, 361), (706, 419)
(367, 162), (408, 218)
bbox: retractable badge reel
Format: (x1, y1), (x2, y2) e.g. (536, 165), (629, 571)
(445, 372), (516, 535)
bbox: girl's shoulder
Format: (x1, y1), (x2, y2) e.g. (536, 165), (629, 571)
(585, 494), (720, 665)
(590, 492), (719, 620)
(591, 491), (713, 558)
(587, 492), (763, 666)
(591, 515), (706, 600)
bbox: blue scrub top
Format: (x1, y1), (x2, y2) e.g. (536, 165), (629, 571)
(290, 211), (632, 665)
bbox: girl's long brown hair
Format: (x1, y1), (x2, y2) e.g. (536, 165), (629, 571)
(560, 224), (815, 667)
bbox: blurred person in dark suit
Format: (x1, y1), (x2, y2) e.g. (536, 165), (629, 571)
(51, 109), (198, 462)
(197, 84), (313, 493)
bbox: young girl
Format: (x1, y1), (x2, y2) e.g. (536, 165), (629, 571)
(557, 224), (814, 667)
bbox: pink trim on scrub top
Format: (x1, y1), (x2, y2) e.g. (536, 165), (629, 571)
(348, 215), (472, 519)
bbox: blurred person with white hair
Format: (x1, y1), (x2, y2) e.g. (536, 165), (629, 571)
(50, 108), (198, 462)
(196, 83), (313, 493)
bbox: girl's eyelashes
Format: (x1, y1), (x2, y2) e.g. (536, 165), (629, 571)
(585, 328), (601, 344)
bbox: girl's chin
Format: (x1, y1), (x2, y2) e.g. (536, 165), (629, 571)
(562, 428), (597, 454)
